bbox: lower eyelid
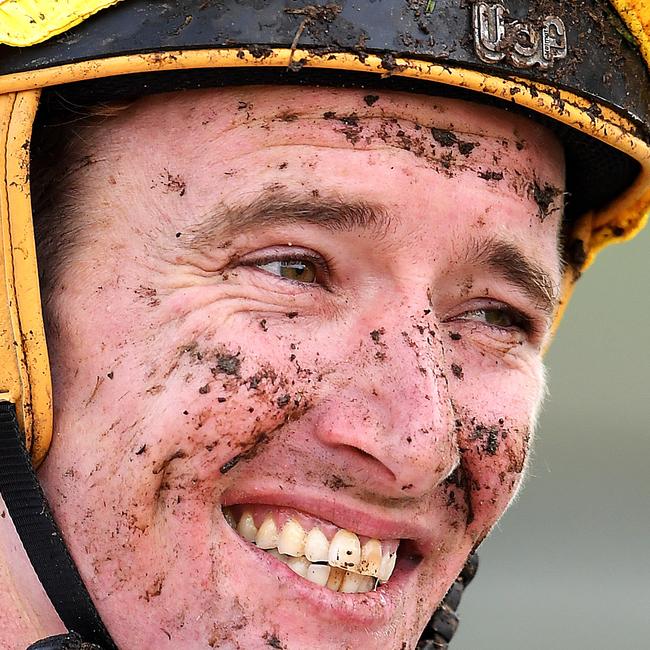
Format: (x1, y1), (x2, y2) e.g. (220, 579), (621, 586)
(239, 265), (324, 295)
(455, 320), (528, 345)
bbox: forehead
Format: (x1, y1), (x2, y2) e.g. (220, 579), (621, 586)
(79, 85), (564, 276)
(111, 85), (562, 170)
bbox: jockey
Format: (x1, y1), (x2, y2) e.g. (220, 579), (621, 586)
(0, 2), (647, 648)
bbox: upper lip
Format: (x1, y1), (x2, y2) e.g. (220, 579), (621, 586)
(221, 485), (437, 555)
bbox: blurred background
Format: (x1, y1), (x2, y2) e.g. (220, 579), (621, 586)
(455, 225), (650, 649)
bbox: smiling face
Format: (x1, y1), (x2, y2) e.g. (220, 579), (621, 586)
(36, 86), (564, 649)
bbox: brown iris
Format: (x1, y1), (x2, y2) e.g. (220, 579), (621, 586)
(259, 259), (318, 283)
(481, 308), (517, 328)
(279, 260), (316, 282)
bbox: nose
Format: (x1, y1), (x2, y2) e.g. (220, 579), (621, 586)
(314, 298), (459, 498)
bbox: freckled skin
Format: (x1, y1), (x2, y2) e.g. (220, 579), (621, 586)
(37, 87), (564, 649)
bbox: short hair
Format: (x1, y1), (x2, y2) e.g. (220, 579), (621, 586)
(30, 94), (133, 304)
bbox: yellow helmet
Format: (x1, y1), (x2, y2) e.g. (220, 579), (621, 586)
(0, 0), (647, 471)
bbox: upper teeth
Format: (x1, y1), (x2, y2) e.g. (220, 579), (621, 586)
(305, 527), (329, 562)
(223, 507), (399, 592)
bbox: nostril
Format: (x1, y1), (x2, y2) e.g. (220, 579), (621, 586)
(332, 444), (397, 484)
(351, 448), (374, 463)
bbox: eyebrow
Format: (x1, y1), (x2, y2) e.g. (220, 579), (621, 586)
(463, 236), (559, 316)
(188, 189), (559, 315)
(188, 188), (392, 247)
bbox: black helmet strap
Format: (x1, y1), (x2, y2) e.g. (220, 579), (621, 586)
(417, 552), (479, 649)
(0, 402), (116, 649)
(27, 632), (103, 650)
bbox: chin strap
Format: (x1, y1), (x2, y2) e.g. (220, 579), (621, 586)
(416, 552), (479, 649)
(0, 402), (115, 649)
(27, 633), (103, 650)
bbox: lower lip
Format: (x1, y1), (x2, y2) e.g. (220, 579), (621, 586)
(231, 525), (418, 627)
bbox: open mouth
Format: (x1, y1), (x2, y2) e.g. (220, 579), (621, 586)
(222, 504), (402, 594)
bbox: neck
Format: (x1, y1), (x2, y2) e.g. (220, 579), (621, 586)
(0, 493), (66, 646)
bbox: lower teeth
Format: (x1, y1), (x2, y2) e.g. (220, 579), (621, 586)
(268, 548), (380, 593)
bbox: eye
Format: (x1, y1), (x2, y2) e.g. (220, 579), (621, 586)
(236, 246), (332, 289)
(461, 307), (531, 332)
(257, 259), (318, 284)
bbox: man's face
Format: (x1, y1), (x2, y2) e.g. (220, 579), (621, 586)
(38, 86), (563, 649)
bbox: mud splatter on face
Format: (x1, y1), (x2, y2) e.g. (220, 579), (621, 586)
(36, 85), (560, 650)
(530, 179), (562, 221)
(156, 168), (186, 196)
(430, 127), (479, 156)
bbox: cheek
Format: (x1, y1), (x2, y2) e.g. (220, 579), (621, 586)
(45, 274), (331, 507)
(446, 352), (544, 540)
(41, 288), (328, 610)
